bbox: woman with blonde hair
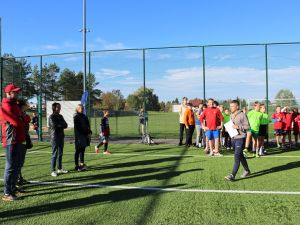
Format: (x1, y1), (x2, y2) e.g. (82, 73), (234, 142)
(74, 104), (92, 171)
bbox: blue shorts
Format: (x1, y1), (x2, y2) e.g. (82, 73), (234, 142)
(274, 129), (283, 136)
(205, 130), (220, 140)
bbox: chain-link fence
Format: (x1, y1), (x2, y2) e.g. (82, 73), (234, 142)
(1, 42), (300, 142)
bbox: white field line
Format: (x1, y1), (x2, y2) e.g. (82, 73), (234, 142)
(25, 150), (300, 158)
(0, 178), (299, 195)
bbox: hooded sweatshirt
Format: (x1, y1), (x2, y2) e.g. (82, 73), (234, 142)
(230, 110), (250, 139)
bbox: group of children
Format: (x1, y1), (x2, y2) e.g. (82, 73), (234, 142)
(179, 97), (300, 158)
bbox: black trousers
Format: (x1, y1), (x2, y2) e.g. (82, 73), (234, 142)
(75, 147), (86, 166)
(179, 123), (186, 144)
(186, 125), (195, 146)
(231, 138), (250, 177)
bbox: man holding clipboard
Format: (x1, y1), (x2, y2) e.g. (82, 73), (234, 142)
(225, 100), (251, 181)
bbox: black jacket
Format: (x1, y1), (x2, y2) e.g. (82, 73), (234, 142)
(48, 113), (68, 141)
(74, 112), (91, 149)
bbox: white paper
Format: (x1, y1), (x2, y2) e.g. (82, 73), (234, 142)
(224, 120), (239, 138)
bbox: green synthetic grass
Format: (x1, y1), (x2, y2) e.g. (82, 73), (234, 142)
(0, 143), (300, 225)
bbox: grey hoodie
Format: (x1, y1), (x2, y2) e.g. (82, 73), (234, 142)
(230, 110), (250, 139)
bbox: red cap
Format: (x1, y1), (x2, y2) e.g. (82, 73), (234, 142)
(4, 84), (22, 93)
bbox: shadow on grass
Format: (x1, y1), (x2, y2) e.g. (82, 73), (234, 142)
(240, 161), (300, 180)
(0, 184), (185, 222)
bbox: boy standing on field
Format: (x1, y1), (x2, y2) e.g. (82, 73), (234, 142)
(271, 106), (284, 148)
(200, 98), (224, 157)
(281, 106), (293, 149)
(258, 104), (269, 155)
(178, 97), (188, 146)
(183, 103), (195, 147)
(246, 101), (262, 157)
(95, 110), (111, 155)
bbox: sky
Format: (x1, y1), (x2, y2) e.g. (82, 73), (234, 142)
(1, 0), (300, 102)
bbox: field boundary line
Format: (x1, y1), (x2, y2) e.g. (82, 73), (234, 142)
(0, 179), (299, 195)
(26, 150), (300, 158)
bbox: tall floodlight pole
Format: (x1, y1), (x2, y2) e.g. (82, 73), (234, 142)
(0, 17), (2, 58)
(80, 0), (90, 93)
(83, 0), (87, 93)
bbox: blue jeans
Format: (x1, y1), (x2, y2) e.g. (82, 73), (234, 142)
(51, 139), (64, 171)
(231, 138), (250, 177)
(3, 144), (24, 195)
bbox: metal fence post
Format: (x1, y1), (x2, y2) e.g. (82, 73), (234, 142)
(142, 49), (146, 136)
(265, 44), (269, 113)
(0, 57), (3, 140)
(38, 56), (43, 141)
(202, 46), (206, 102)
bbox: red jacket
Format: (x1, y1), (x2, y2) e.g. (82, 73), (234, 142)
(282, 113), (293, 131)
(1, 98), (25, 146)
(272, 112), (284, 130)
(294, 114), (300, 132)
(200, 107), (224, 130)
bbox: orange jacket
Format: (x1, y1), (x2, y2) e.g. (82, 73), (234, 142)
(183, 108), (195, 127)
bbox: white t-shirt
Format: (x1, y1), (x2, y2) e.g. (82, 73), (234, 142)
(179, 104), (187, 124)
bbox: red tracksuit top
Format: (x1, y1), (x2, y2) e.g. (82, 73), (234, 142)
(200, 107), (224, 130)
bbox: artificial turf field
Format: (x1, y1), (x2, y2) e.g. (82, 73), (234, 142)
(0, 143), (300, 225)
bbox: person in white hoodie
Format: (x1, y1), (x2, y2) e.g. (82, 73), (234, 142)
(178, 97), (188, 146)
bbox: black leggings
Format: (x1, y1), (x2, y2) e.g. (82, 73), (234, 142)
(75, 147), (86, 166)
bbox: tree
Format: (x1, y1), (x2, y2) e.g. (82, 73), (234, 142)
(2, 54), (35, 100)
(172, 98), (179, 104)
(275, 89), (297, 106)
(126, 87), (160, 111)
(101, 92), (119, 110)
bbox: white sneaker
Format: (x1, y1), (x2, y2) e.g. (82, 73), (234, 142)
(51, 171), (57, 177)
(57, 169), (68, 174)
(209, 151), (214, 156)
(214, 152), (223, 157)
(198, 143), (202, 148)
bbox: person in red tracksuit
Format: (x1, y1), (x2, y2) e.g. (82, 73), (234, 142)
(281, 107), (293, 149)
(293, 107), (300, 146)
(1, 84), (25, 201)
(271, 106), (284, 148)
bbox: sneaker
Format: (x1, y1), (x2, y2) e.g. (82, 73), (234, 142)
(277, 144), (281, 148)
(13, 188), (25, 196)
(95, 146), (100, 154)
(103, 151), (111, 155)
(214, 152), (223, 157)
(77, 166), (85, 172)
(177, 143), (183, 146)
(209, 151), (214, 157)
(224, 174), (235, 182)
(51, 171), (57, 177)
(80, 163), (88, 170)
(198, 143), (202, 148)
(57, 169), (68, 174)
(241, 171), (251, 178)
(2, 194), (18, 201)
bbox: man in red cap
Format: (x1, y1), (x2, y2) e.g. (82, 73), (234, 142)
(1, 84), (25, 201)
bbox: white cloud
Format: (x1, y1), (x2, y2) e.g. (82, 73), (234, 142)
(186, 53), (202, 59)
(96, 68), (130, 79)
(147, 66), (300, 101)
(157, 54), (172, 59)
(212, 54), (233, 61)
(93, 37), (127, 50)
(42, 45), (60, 50)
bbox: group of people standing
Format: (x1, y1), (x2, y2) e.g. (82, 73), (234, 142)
(177, 96), (299, 181)
(1, 83), (111, 201)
